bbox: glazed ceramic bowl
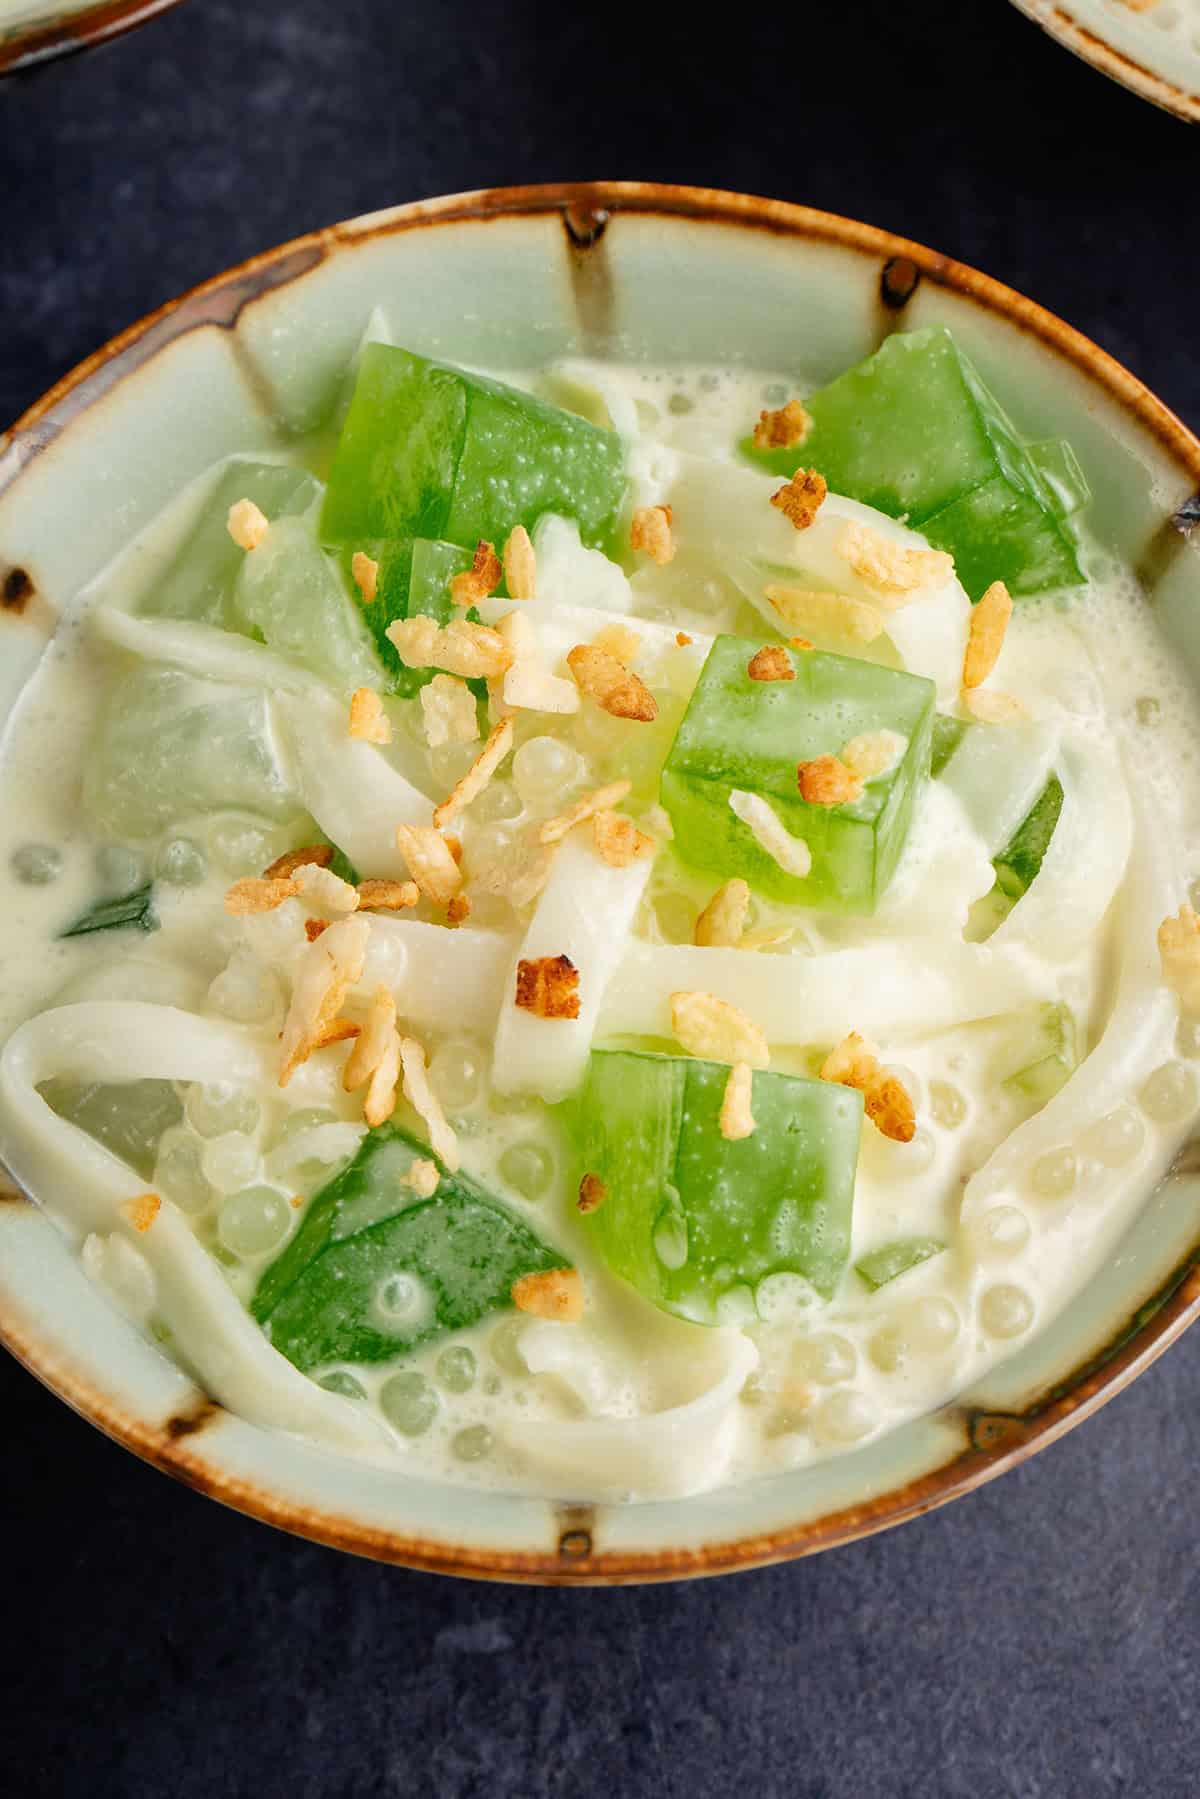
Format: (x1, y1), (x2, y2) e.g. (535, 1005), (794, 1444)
(3, 183), (1200, 1582)
(1010, 0), (1200, 120)
(0, 0), (182, 73)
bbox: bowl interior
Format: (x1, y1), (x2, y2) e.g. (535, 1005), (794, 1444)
(3, 184), (1200, 1580)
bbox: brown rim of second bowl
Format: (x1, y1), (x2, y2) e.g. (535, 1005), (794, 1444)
(0, 0), (185, 74)
(1010, 0), (1200, 123)
(4, 182), (1200, 1583)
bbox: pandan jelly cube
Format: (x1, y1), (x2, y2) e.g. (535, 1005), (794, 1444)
(320, 343), (625, 553)
(741, 326), (1085, 599)
(579, 1049), (863, 1323)
(341, 537), (477, 694)
(660, 635), (935, 913)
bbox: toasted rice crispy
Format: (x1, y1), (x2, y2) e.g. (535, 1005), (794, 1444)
(729, 790), (813, 878)
(765, 584), (885, 645)
(836, 521), (953, 600)
(350, 550), (379, 605)
(820, 1031), (915, 1143)
(515, 954), (580, 1020)
(420, 673), (479, 748)
(450, 539), (502, 607)
(1159, 904), (1200, 1013)
(566, 643), (657, 722)
(224, 875), (299, 915)
(798, 754), (865, 806)
(446, 893), (472, 924)
(432, 716), (515, 829)
(293, 862), (361, 917)
(676, 631), (694, 648)
(770, 469), (827, 531)
(539, 778), (633, 845)
(694, 878), (751, 948)
(511, 1267), (585, 1321)
(343, 986), (396, 1092)
(670, 990), (769, 1068)
(395, 823), (464, 909)
(630, 504), (675, 565)
(577, 1172), (607, 1215)
(305, 917), (330, 942)
(356, 879), (420, 912)
(591, 622), (642, 664)
(227, 498), (269, 552)
(961, 688), (1029, 724)
(592, 809), (657, 868)
(961, 580), (1013, 691)
(747, 644), (795, 683)
(398, 1035), (460, 1170)
(503, 526), (537, 600)
(841, 730), (905, 781)
(278, 916), (369, 1086)
(386, 614), (513, 681)
(119, 1192), (161, 1233)
(752, 399), (811, 451)
(263, 844), (333, 879)
(719, 1062), (757, 1140)
(311, 1016), (359, 1047)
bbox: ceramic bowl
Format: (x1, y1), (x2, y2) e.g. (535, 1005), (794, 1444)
(0, 0), (182, 74)
(1011, 0), (1200, 120)
(3, 182), (1200, 1583)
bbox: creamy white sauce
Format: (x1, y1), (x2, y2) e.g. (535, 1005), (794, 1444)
(2, 356), (1200, 1503)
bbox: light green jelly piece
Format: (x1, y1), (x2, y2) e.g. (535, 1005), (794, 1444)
(661, 635), (934, 913)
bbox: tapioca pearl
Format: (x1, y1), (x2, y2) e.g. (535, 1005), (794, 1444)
(965, 1205), (1031, 1261)
(867, 1126), (936, 1180)
(429, 1039), (486, 1112)
(1030, 1146), (1077, 1200)
(11, 842), (63, 885)
(270, 1106), (340, 1148)
(429, 742), (477, 791)
(929, 1080), (967, 1130)
(904, 1296), (961, 1354)
(95, 843), (146, 894)
(435, 1346), (477, 1394)
(1176, 1016), (1200, 1060)
(217, 1186), (291, 1258)
(755, 1272), (819, 1324)
(185, 1081), (260, 1140)
(318, 1371), (366, 1400)
(812, 1389), (877, 1446)
(868, 1323), (911, 1375)
(1080, 1106), (1145, 1168)
(452, 1424), (494, 1463)
(380, 1372), (439, 1437)
(513, 736), (585, 809)
(200, 1132), (261, 1193)
(471, 778), (523, 824)
(497, 1140), (554, 1200)
(488, 1317), (530, 1375)
(465, 822), (516, 876)
(153, 1132), (213, 1216)
(792, 1332), (857, 1385)
(156, 837), (207, 886)
(980, 1283), (1035, 1339)
(1140, 1062), (1199, 1125)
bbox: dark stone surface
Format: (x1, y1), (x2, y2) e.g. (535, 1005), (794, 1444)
(2, 3), (1200, 1793)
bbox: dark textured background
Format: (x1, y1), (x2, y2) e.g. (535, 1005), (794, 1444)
(3, 4), (1200, 1795)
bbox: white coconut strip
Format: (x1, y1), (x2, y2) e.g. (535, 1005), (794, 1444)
(601, 939), (1052, 1048)
(938, 721), (1061, 855)
(273, 691), (433, 878)
(532, 514), (634, 614)
(476, 598), (712, 673)
(883, 578), (971, 703)
(500, 1330), (757, 1502)
(363, 917), (517, 1028)
(991, 735), (1132, 964)
(0, 1002), (386, 1456)
(94, 605), (326, 698)
(492, 832), (655, 1101)
(962, 770), (1182, 1217)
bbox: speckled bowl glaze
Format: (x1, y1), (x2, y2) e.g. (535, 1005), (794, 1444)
(1011, 0), (1200, 121)
(0, 0), (182, 73)
(3, 183), (1200, 1583)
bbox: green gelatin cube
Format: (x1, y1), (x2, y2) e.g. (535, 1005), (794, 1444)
(580, 1050), (862, 1322)
(252, 1124), (561, 1369)
(856, 1237), (945, 1291)
(82, 667), (299, 839)
(740, 326), (1085, 599)
(1001, 1002), (1077, 1104)
(321, 343), (626, 553)
(139, 460), (319, 628)
(661, 636), (934, 912)
(993, 775), (1063, 899)
(231, 516), (384, 693)
(341, 537), (476, 693)
(39, 1078), (182, 1179)
(1027, 439), (1090, 518)
(930, 713), (967, 777)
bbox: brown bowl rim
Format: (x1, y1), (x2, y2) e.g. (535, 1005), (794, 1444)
(3, 180), (1200, 1583)
(1009, 0), (1200, 123)
(0, 0), (185, 75)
